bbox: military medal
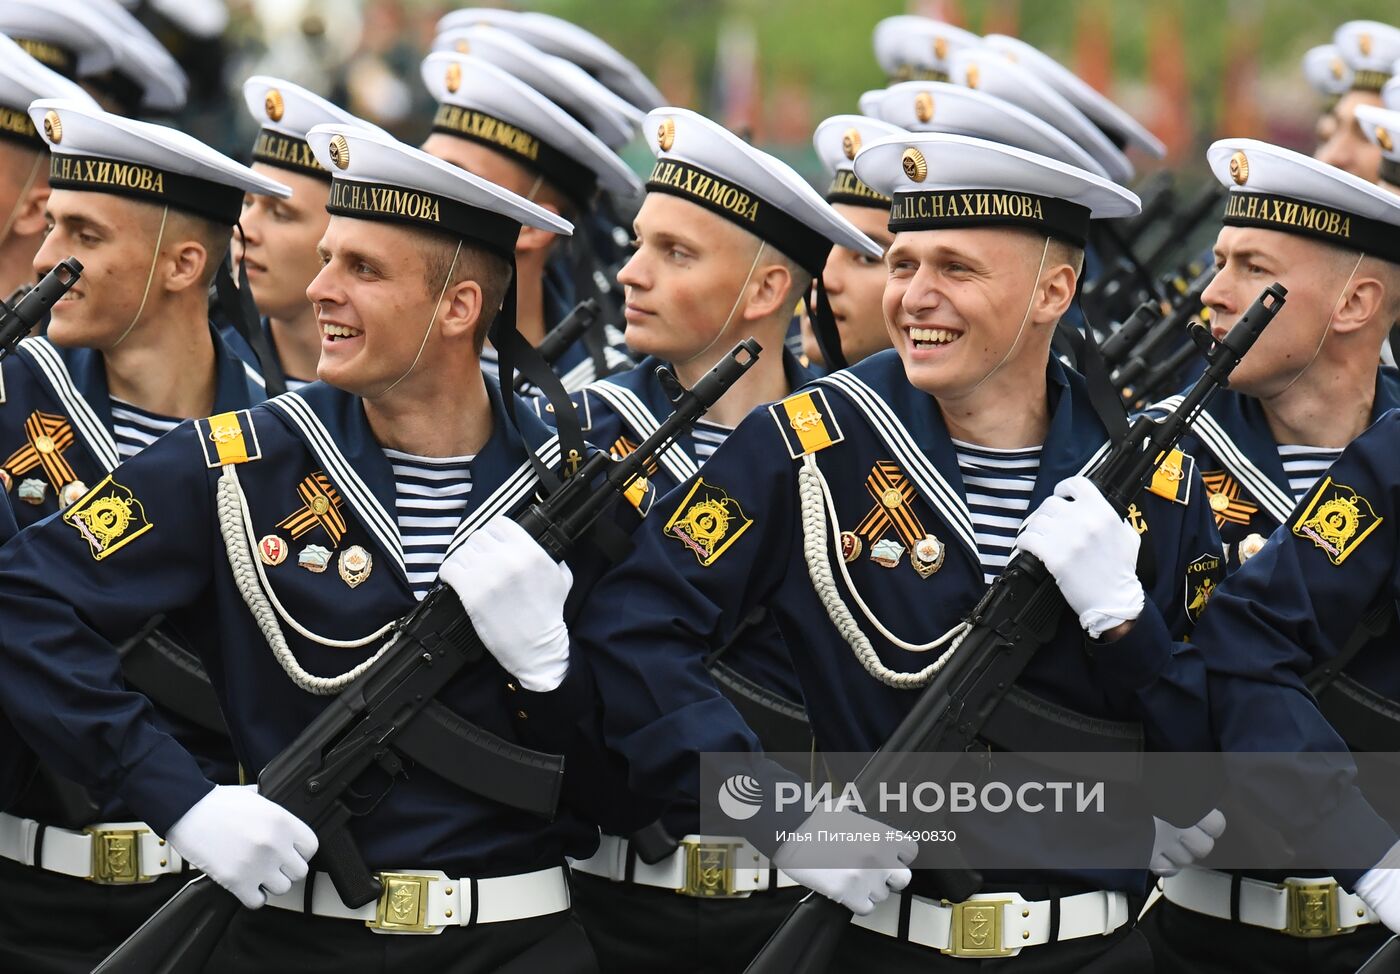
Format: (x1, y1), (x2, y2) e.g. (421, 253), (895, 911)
(338, 545), (372, 588)
(298, 544), (331, 573)
(259, 535), (288, 567)
(1237, 533), (1266, 564)
(911, 534), (945, 578)
(1208, 491), (1230, 514)
(839, 531), (862, 563)
(59, 481), (88, 508)
(0, 469), (10, 492)
(17, 478), (46, 505)
(870, 538), (904, 568)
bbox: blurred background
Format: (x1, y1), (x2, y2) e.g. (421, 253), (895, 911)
(145, 0), (1399, 184)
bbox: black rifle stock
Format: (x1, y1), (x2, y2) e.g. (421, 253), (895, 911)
(1358, 935), (1400, 974)
(744, 285), (1286, 974)
(96, 340), (763, 974)
(514, 298), (601, 392)
(1112, 264), (1217, 395)
(0, 259), (83, 362)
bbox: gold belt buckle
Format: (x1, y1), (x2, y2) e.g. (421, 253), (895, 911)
(677, 840), (744, 898)
(944, 898), (1014, 957)
(369, 872), (438, 933)
(1285, 879), (1348, 938)
(85, 826), (149, 885)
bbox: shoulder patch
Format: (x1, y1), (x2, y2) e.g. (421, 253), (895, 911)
(196, 410), (262, 468)
(63, 475), (154, 561)
(1292, 476), (1384, 566)
(1184, 551), (1224, 624)
(1146, 448), (1194, 506)
(768, 387), (843, 459)
(623, 473), (655, 518)
(664, 477), (753, 566)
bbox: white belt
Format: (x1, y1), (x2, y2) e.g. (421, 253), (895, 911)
(569, 833), (799, 897)
(852, 889), (1130, 959)
(1162, 868), (1378, 938)
(265, 865), (570, 935)
(0, 812), (185, 884)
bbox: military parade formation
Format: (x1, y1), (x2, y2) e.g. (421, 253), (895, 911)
(1, 3), (1400, 972)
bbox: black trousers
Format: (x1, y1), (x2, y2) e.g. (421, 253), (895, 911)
(572, 871), (806, 974)
(0, 855), (187, 974)
(1139, 896), (1390, 974)
(205, 903), (598, 974)
(829, 920), (1153, 973)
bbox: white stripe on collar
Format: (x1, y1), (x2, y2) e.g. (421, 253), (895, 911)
(269, 392), (405, 573)
(559, 346), (634, 393)
(817, 371), (979, 557)
(18, 338), (120, 472)
(444, 435), (562, 558)
(243, 361), (267, 390)
(585, 379), (699, 484)
(1153, 394), (1294, 523)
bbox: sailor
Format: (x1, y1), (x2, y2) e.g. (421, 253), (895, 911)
(226, 76), (386, 392)
(1355, 74), (1400, 193)
(797, 114), (905, 371)
(452, 133), (1251, 971)
(0, 122), (617, 972)
(0, 98), (285, 973)
(1315, 20), (1400, 182)
(0, 34), (96, 298)
(870, 15), (981, 84)
(1137, 143), (1400, 972)
(546, 106), (881, 972)
(419, 46), (640, 390)
(1304, 44), (1356, 152)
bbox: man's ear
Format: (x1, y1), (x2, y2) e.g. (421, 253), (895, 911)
(440, 277), (486, 344)
(517, 197), (563, 256)
(1332, 274), (1387, 336)
(1033, 263), (1078, 325)
(741, 261), (795, 321)
(9, 182), (50, 239)
(164, 240), (211, 294)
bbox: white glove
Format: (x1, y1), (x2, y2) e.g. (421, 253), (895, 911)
(774, 808), (916, 916)
(1150, 809), (1227, 877)
(439, 515), (573, 692)
(1014, 475), (1146, 638)
(165, 784), (317, 909)
(1356, 842), (1400, 933)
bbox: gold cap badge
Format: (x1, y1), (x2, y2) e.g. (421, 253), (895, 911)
(328, 134), (350, 170)
(1359, 33), (1373, 57)
(965, 63), (980, 88)
(264, 88), (285, 123)
(1228, 150), (1248, 185)
(43, 110), (61, 144)
(901, 147), (928, 182)
(1331, 57), (1345, 81)
(657, 117), (676, 152)
(445, 62), (462, 95)
(914, 91), (935, 123)
(841, 128), (861, 160)
(1378, 127), (1394, 152)
(455, 39), (470, 54)
(934, 36), (948, 60)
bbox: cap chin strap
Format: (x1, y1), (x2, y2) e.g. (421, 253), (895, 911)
(110, 205), (169, 350)
(216, 224), (288, 396)
(0, 154), (43, 250)
(678, 240), (765, 368)
(377, 240), (461, 398)
(967, 234), (1050, 395)
(1274, 251), (1366, 397)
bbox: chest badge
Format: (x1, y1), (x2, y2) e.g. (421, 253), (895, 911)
(299, 544), (332, 573)
(1201, 470), (1260, 527)
(339, 545), (373, 588)
(277, 473), (347, 545)
(3, 411), (81, 504)
(839, 530), (862, 562)
(870, 538), (905, 568)
(258, 535), (288, 567)
(856, 462), (941, 578)
(1184, 552), (1224, 624)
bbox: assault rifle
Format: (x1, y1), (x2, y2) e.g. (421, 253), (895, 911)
(745, 285), (1286, 974)
(0, 259), (83, 362)
(97, 339), (762, 974)
(1112, 264), (1217, 398)
(513, 298), (601, 393)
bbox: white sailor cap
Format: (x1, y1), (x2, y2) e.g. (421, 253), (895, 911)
(140, 0), (228, 40)
(860, 82), (1110, 178)
(1353, 105), (1400, 186)
(421, 51), (641, 206)
(871, 16), (980, 83)
(432, 27), (641, 151)
(78, 0), (189, 114)
(1334, 21), (1400, 93)
(981, 34), (1165, 159)
(436, 9), (663, 112)
(643, 107), (881, 272)
(1385, 69), (1400, 110)
(813, 115), (906, 210)
(1303, 44), (1354, 98)
(243, 77), (384, 181)
(948, 49), (1134, 184)
(0, 0), (120, 79)
(30, 98), (289, 226)
(854, 133), (1140, 247)
(0, 35), (97, 150)
(1207, 138), (1400, 265)
(306, 123), (571, 260)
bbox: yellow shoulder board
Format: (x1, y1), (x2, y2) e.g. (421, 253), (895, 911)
(196, 410), (263, 468)
(767, 387), (844, 460)
(1146, 447), (1194, 506)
